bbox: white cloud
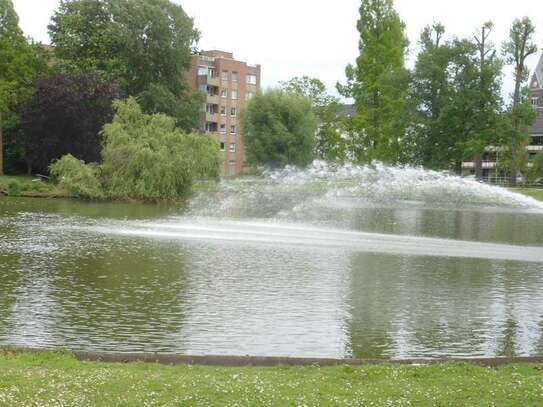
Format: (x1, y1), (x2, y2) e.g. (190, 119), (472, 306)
(12, 0), (543, 99)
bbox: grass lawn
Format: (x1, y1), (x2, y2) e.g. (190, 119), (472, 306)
(512, 188), (543, 202)
(0, 175), (69, 198)
(1, 352), (543, 406)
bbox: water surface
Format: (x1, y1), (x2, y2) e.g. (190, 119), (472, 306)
(1, 164), (543, 359)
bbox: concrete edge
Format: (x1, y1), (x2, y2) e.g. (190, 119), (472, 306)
(3, 347), (543, 367)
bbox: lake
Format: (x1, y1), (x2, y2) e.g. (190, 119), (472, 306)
(2, 164), (543, 359)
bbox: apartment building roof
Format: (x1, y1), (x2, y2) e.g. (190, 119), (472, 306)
(201, 50), (234, 59)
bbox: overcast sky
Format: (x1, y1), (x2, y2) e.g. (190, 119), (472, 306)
(12, 0), (543, 99)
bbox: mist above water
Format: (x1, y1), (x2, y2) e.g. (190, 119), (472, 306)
(83, 161), (543, 264)
(188, 161), (543, 219)
(245, 161), (542, 208)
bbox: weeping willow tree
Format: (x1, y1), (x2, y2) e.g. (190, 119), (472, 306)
(50, 97), (221, 201)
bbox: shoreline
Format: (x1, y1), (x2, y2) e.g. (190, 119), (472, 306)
(2, 174), (543, 202)
(3, 347), (543, 367)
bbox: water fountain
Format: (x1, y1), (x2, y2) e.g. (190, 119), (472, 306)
(1, 161), (542, 358)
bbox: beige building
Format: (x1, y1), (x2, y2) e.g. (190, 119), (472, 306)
(186, 51), (261, 176)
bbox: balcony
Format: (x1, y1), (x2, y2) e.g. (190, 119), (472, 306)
(482, 161), (497, 169)
(204, 122), (218, 133)
(198, 74), (220, 87)
(205, 112), (219, 123)
(206, 94), (220, 105)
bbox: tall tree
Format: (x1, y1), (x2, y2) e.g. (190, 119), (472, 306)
(21, 74), (122, 174)
(0, 0), (47, 174)
(469, 22), (503, 177)
(407, 23), (453, 168)
(502, 17), (538, 185)
(242, 89), (317, 168)
(338, 0), (409, 163)
(444, 23), (504, 173)
(409, 22), (503, 172)
(280, 77), (345, 162)
(48, 0), (202, 130)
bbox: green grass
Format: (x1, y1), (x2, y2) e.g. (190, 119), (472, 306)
(1, 352), (543, 406)
(512, 188), (543, 202)
(0, 175), (69, 198)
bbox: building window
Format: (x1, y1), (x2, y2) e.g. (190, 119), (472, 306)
(231, 107), (237, 117)
(198, 66), (208, 76)
(246, 91), (254, 99)
(206, 86), (218, 96)
(222, 70), (228, 81)
(206, 104), (217, 114)
(247, 74), (257, 85)
(220, 123), (226, 133)
(232, 71), (238, 82)
(220, 89), (227, 98)
(231, 90), (238, 100)
(220, 142), (225, 151)
(205, 122), (217, 133)
(207, 67), (216, 77)
(230, 143), (236, 152)
(220, 105), (226, 116)
(532, 97), (539, 107)
(230, 125), (236, 134)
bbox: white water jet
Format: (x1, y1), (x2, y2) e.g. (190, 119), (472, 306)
(78, 161), (543, 263)
(86, 218), (543, 263)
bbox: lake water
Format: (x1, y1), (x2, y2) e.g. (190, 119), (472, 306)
(1, 163), (543, 359)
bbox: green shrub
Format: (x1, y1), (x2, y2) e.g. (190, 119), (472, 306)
(6, 180), (23, 197)
(49, 155), (104, 199)
(47, 98), (221, 202)
(100, 98), (221, 201)
(27, 180), (48, 192)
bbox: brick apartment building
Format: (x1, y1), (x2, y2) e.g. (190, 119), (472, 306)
(185, 51), (261, 176)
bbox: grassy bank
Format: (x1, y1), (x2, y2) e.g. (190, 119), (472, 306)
(512, 188), (543, 202)
(0, 175), (69, 198)
(1, 352), (543, 406)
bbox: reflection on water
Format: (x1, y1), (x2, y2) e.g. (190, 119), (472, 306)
(1, 181), (543, 358)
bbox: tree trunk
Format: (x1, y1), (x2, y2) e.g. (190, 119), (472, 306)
(511, 159), (518, 187)
(474, 154), (483, 179)
(509, 29), (528, 187)
(510, 67), (523, 187)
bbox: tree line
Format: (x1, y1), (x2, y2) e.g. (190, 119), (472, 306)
(242, 0), (542, 185)
(1, 0), (542, 189)
(0, 0), (219, 199)
(0, 0), (204, 172)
